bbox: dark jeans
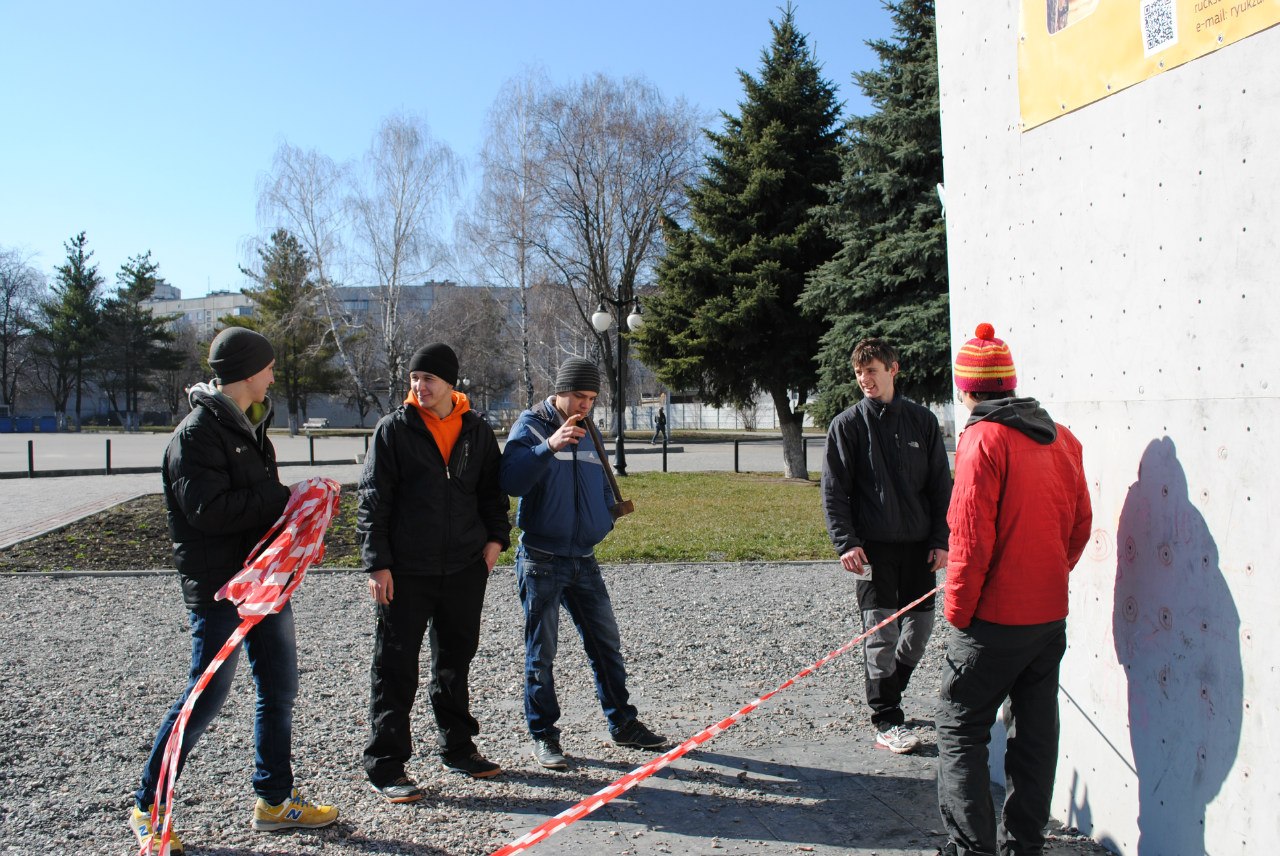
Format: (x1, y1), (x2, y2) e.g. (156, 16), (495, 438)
(364, 564), (488, 786)
(515, 545), (637, 739)
(857, 540), (937, 728)
(136, 601), (298, 808)
(936, 619), (1067, 856)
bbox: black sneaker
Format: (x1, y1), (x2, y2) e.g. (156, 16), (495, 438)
(369, 775), (424, 804)
(531, 737), (568, 770)
(441, 750), (502, 779)
(612, 719), (668, 749)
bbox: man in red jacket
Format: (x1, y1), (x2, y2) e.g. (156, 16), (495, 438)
(936, 324), (1092, 856)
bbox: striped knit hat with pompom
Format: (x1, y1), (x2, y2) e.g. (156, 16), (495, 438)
(954, 323), (1017, 392)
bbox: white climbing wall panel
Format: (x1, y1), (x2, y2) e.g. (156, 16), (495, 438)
(935, 2), (1280, 853)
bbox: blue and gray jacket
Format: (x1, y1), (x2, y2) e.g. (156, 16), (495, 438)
(499, 397), (614, 556)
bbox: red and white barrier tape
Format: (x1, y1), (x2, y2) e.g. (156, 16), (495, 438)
(490, 583), (943, 856)
(145, 477), (341, 856)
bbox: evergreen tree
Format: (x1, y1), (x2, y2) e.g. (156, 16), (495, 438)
(235, 228), (342, 433)
(97, 251), (179, 429)
(801, 0), (948, 423)
(633, 3), (843, 478)
(32, 232), (103, 429)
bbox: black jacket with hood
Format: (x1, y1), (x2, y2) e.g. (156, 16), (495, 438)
(163, 383), (291, 609)
(357, 402), (511, 577)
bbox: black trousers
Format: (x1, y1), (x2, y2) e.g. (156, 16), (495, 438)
(936, 619), (1067, 856)
(364, 562), (488, 785)
(857, 540), (938, 728)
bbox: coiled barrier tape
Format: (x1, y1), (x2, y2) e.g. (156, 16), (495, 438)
(144, 477), (341, 856)
(490, 583), (943, 856)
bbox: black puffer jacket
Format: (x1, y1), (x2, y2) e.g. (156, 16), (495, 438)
(357, 403), (510, 576)
(163, 384), (291, 609)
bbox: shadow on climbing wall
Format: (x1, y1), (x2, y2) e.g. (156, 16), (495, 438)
(1113, 437), (1242, 855)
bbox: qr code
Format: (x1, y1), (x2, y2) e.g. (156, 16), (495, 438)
(1141, 0), (1177, 55)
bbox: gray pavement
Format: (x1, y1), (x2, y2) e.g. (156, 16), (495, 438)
(0, 432), (821, 549)
(0, 430), (822, 475)
(0, 462), (366, 549)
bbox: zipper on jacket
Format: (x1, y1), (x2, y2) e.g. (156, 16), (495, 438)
(459, 439), (471, 476)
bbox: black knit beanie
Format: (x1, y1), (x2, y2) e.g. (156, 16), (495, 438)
(554, 358), (601, 393)
(208, 327), (275, 384)
(408, 343), (459, 386)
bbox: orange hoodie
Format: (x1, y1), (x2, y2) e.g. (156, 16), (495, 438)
(406, 390), (471, 462)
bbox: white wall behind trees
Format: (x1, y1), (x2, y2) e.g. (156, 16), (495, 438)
(935, 3), (1279, 853)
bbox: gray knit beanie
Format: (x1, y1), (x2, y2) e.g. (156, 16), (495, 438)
(554, 358), (601, 394)
(208, 327), (275, 384)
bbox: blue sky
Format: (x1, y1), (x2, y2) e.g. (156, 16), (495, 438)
(1, 1), (895, 297)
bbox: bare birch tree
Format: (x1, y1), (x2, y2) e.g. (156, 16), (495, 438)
(0, 248), (44, 414)
(256, 144), (375, 412)
(350, 114), (462, 412)
(417, 285), (517, 412)
(461, 69), (552, 409)
(529, 75), (704, 423)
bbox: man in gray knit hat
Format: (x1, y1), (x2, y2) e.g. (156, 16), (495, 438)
(500, 358), (667, 770)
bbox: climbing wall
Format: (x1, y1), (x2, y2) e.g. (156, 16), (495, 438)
(934, 2), (1280, 852)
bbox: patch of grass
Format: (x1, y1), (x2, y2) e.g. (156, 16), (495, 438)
(510, 471), (831, 563)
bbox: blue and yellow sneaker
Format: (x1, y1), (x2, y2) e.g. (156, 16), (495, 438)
(129, 804), (184, 854)
(251, 787), (338, 831)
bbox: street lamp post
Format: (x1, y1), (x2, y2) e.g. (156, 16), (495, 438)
(591, 298), (643, 476)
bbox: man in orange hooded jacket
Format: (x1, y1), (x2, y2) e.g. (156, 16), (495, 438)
(357, 343), (511, 803)
(936, 325), (1092, 856)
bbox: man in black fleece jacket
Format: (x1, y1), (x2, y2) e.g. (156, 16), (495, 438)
(357, 343), (510, 803)
(821, 337), (953, 754)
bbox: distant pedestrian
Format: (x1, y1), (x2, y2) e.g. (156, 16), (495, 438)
(500, 358), (667, 770)
(357, 343), (510, 804)
(129, 328), (337, 855)
(936, 324), (1092, 856)
(820, 337), (952, 754)
(650, 407), (667, 444)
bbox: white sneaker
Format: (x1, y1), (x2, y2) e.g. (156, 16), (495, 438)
(875, 724), (920, 754)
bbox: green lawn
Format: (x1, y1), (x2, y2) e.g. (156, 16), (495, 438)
(315, 471), (834, 568)
(511, 471), (832, 563)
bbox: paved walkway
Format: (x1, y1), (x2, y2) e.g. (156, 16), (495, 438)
(0, 432), (829, 549)
(0, 463), (367, 549)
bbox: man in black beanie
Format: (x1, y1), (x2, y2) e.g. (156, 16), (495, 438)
(500, 357), (666, 771)
(357, 342), (510, 802)
(130, 327), (337, 854)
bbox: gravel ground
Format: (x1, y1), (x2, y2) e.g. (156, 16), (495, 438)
(0, 564), (1110, 855)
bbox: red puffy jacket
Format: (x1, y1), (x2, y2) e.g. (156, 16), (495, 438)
(945, 415), (1092, 628)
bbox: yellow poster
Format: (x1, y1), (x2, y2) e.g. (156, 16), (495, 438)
(1019, 0), (1280, 129)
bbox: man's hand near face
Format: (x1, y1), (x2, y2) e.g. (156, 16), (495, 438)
(548, 413), (587, 452)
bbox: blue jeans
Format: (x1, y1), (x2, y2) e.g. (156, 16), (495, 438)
(515, 545), (637, 739)
(136, 601), (298, 808)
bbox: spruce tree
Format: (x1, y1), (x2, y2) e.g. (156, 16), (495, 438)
(633, 3), (843, 479)
(33, 232), (103, 428)
(98, 252), (180, 429)
(236, 229), (342, 433)
(801, 0), (948, 424)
